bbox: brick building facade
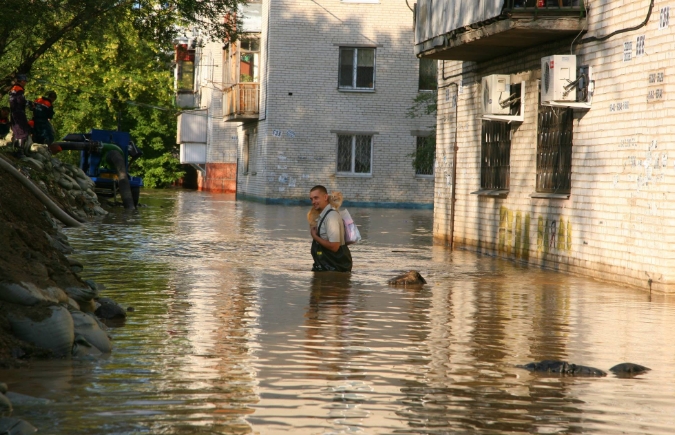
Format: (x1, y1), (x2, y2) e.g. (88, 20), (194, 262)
(229, 0), (436, 206)
(416, 0), (675, 292)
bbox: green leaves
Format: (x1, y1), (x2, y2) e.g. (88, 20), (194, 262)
(0, 0), (242, 92)
(26, 19), (181, 187)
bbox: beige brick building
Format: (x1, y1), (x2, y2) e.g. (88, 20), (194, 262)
(178, 0), (436, 206)
(416, 0), (675, 292)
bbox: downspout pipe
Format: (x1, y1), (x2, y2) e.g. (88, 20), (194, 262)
(439, 62), (464, 251)
(448, 82), (459, 251)
(0, 155), (83, 227)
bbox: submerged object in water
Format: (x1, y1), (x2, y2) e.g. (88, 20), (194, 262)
(388, 270), (427, 286)
(517, 360), (607, 376)
(609, 362), (651, 376)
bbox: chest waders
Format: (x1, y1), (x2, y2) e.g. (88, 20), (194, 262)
(311, 209), (353, 272)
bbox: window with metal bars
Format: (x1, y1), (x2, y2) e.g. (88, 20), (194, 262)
(536, 106), (573, 193)
(337, 134), (372, 175)
(480, 121), (511, 190)
(415, 135), (435, 176)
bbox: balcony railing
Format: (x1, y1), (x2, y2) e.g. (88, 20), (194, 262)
(414, 0), (587, 61)
(504, 0), (586, 17)
(224, 83), (260, 122)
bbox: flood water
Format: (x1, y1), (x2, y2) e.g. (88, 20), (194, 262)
(3, 189), (675, 434)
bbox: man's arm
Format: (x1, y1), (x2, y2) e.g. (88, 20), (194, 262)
(310, 226), (341, 252)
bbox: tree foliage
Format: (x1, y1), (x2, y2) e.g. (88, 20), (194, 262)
(0, 0), (244, 187)
(0, 0), (242, 93)
(23, 17), (184, 187)
(407, 91), (437, 174)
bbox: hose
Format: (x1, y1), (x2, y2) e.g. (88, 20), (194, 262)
(0, 154), (83, 227)
(105, 150), (135, 209)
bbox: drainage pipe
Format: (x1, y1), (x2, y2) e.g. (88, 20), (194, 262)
(0, 155), (83, 227)
(438, 80), (460, 251)
(105, 150), (135, 209)
(449, 82), (459, 251)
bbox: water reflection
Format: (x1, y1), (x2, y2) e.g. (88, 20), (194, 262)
(1, 189), (675, 434)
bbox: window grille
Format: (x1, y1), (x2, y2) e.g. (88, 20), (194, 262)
(339, 48), (375, 90)
(481, 121), (511, 189)
(536, 106), (573, 193)
(337, 134), (372, 174)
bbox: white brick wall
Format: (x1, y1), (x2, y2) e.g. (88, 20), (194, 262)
(195, 42), (239, 164)
(235, 0), (436, 205)
(434, 1), (675, 292)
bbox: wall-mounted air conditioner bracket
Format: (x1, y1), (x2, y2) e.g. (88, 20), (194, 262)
(481, 81), (525, 123)
(542, 101), (591, 110)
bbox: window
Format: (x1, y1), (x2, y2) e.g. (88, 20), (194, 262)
(419, 58), (438, 91)
(243, 130), (258, 174)
(414, 135), (435, 176)
(240, 36), (261, 82)
(243, 132), (250, 173)
(339, 48), (375, 90)
(175, 44), (195, 92)
(536, 106), (573, 193)
(337, 134), (372, 174)
(481, 121), (511, 190)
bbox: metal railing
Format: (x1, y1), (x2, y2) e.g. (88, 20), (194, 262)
(504, 0), (586, 18)
(224, 83), (260, 118)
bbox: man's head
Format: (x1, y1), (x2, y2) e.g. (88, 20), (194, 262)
(0, 107), (9, 119)
(14, 74), (28, 86)
(45, 91), (57, 102)
(309, 185), (329, 211)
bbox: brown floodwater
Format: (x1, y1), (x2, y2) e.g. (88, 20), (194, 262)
(2, 189), (675, 434)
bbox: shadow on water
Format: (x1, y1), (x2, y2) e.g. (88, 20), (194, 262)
(1, 189), (675, 434)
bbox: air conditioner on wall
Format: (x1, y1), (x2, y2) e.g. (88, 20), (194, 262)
(481, 74), (511, 115)
(540, 55), (577, 102)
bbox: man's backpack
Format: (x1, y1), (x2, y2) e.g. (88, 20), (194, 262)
(340, 208), (361, 245)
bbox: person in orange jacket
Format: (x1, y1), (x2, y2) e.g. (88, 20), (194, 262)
(9, 74), (32, 156)
(31, 90), (57, 147)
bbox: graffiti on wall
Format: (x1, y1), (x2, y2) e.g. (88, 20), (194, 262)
(498, 206), (572, 259)
(620, 139), (668, 192)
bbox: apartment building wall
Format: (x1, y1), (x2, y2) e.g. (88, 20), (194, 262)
(193, 41), (239, 193)
(236, 0), (436, 207)
(434, 1), (675, 292)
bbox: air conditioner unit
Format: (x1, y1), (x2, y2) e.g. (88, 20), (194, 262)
(481, 75), (511, 115)
(541, 55), (577, 102)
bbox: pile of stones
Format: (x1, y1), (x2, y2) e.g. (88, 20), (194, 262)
(15, 144), (107, 220)
(0, 382), (38, 435)
(0, 233), (124, 360)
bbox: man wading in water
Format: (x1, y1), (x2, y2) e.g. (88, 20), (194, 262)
(309, 185), (352, 272)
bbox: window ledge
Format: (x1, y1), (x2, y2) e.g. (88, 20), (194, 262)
(415, 174), (434, 179)
(471, 189), (509, 198)
(336, 173), (372, 178)
(338, 88), (376, 93)
(529, 192), (570, 199)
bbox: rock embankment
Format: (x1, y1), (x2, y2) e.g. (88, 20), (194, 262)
(0, 146), (124, 366)
(14, 145), (107, 221)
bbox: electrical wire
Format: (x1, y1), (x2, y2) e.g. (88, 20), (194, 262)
(579, 0), (654, 44)
(570, 0), (588, 53)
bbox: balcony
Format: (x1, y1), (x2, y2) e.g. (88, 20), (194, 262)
(415, 0), (587, 62)
(175, 92), (198, 109)
(224, 83), (260, 122)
